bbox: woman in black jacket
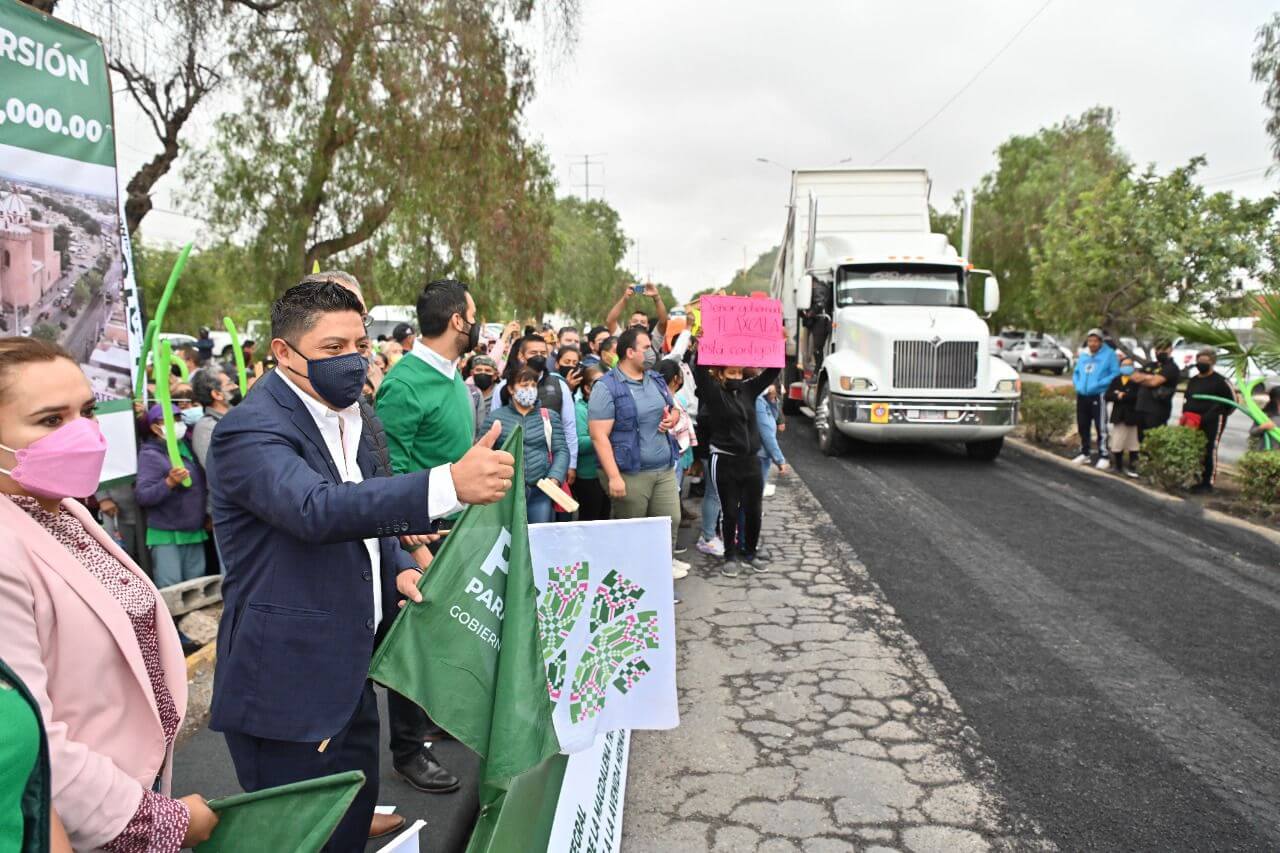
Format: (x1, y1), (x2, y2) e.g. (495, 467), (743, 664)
(691, 352), (780, 575)
(1182, 348), (1236, 493)
(1104, 358), (1142, 478)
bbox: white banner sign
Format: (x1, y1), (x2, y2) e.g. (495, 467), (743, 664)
(547, 729), (630, 853)
(529, 517), (679, 753)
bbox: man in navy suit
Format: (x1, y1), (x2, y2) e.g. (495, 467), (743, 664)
(206, 280), (514, 852)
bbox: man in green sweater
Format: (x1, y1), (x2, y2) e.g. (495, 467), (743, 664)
(374, 277), (488, 794)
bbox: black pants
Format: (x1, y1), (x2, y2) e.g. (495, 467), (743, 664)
(711, 452), (763, 558)
(388, 689), (432, 765)
(224, 681), (379, 853)
(1200, 414), (1226, 486)
(576, 475), (612, 521)
(1076, 393), (1106, 456)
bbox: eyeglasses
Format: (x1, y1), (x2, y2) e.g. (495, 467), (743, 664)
(361, 314), (372, 328)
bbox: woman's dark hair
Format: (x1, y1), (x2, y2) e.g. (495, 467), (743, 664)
(1265, 386), (1280, 416)
(511, 366), (540, 388)
(656, 359), (681, 385)
(0, 337), (75, 404)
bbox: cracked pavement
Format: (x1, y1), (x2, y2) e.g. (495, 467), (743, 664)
(623, 474), (1051, 853)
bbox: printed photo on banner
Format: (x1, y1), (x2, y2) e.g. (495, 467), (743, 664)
(0, 2), (144, 482)
(696, 294), (785, 368)
(529, 517), (680, 754)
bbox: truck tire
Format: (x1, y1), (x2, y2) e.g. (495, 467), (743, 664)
(816, 385), (849, 457)
(965, 437), (1003, 461)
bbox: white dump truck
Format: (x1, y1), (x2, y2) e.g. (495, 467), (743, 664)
(769, 167), (1019, 460)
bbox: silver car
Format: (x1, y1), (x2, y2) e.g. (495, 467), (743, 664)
(1001, 338), (1070, 375)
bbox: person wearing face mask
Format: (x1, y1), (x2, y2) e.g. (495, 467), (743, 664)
(189, 364), (240, 474)
(574, 365), (611, 521)
(1181, 348), (1236, 493)
(493, 335), (579, 488)
(691, 347), (781, 576)
(589, 327), (690, 580)
(598, 335), (619, 370)
(1071, 328), (1120, 469)
(135, 403), (210, 588)
(481, 365), (569, 524)
(206, 281), (515, 849)
(0, 336), (220, 851)
(1104, 356), (1142, 478)
(1131, 340), (1182, 441)
(468, 355), (500, 441)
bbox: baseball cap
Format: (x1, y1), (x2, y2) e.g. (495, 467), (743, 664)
(470, 355), (497, 370)
(1086, 328), (1104, 339)
(392, 322), (416, 342)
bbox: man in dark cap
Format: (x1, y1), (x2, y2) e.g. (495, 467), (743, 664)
(391, 322), (417, 353)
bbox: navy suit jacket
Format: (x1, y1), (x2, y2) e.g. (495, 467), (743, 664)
(207, 371), (433, 742)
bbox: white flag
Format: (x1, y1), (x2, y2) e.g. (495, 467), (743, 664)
(529, 517), (679, 753)
(377, 819), (425, 853)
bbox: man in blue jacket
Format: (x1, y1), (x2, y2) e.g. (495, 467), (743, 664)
(206, 280), (514, 851)
(1072, 328), (1120, 469)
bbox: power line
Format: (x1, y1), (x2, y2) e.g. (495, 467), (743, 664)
(871, 0), (1054, 165)
(570, 154), (606, 200)
(1199, 165), (1273, 186)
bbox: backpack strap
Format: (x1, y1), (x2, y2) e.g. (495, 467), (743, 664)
(539, 407), (553, 460)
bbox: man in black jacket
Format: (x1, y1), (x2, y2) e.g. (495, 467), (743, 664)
(1182, 348), (1236, 493)
(1131, 340), (1181, 441)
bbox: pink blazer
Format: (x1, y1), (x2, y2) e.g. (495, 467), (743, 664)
(0, 496), (188, 851)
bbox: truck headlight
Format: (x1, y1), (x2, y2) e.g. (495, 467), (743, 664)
(840, 377), (877, 391)
(996, 379), (1020, 393)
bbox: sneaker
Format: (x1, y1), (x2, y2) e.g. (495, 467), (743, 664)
(742, 554), (769, 574)
(1095, 457), (1111, 471)
(1124, 469), (1139, 479)
(762, 483), (777, 498)
(672, 559), (691, 580)
(696, 536), (725, 557)
(1071, 453), (1090, 464)
(720, 557), (741, 578)
(674, 543), (689, 554)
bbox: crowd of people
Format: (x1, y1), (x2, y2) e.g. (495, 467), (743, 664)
(0, 274), (791, 852)
(1070, 328), (1240, 492)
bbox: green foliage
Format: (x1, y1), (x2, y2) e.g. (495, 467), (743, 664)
(188, 0), (568, 314)
(1032, 157), (1280, 336)
(1253, 13), (1280, 164)
(72, 280), (91, 308)
(31, 323), (59, 343)
(542, 196), (630, 325)
(693, 246), (779, 300)
(134, 241), (266, 337)
(1021, 393), (1075, 444)
(1238, 450), (1280, 504)
(1139, 426), (1207, 492)
(945, 108), (1128, 329)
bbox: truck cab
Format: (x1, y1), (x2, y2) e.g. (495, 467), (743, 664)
(771, 168), (1019, 459)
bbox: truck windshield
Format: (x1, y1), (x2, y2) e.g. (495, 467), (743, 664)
(836, 267), (964, 307)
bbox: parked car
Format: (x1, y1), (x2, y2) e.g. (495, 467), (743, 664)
(989, 328), (1032, 356)
(1001, 338), (1070, 375)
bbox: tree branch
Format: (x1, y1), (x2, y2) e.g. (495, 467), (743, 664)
(305, 191), (399, 268)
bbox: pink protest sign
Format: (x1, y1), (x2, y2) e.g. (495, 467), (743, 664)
(698, 295), (785, 368)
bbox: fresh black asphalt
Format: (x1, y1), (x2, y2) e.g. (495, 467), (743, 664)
(782, 422), (1280, 851)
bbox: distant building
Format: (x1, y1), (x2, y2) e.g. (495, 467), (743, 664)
(0, 189), (62, 312)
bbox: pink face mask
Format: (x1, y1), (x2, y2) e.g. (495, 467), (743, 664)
(0, 416), (108, 499)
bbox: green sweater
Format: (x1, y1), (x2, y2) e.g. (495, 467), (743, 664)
(376, 353), (476, 474)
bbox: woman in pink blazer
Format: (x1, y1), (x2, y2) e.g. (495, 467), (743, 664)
(0, 338), (217, 851)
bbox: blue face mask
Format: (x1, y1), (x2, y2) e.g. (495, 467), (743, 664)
(1119, 366), (1134, 376)
(180, 406), (205, 426)
(285, 342), (368, 409)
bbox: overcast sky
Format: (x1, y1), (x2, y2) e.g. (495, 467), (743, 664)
(122, 0), (1280, 303)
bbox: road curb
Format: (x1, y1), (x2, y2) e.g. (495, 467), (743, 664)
(1006, 437), (1280, 548)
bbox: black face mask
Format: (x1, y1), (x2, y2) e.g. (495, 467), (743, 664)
(526, 355), (548, 373)
(1157, 352), (1171, 363)
(473, 373), (495, 391)
(226, 387), (243, 407)
(559, 364), (577, 379)
(285, 342), (368, 409)
(724, 378), (743, 391)
(459, 318), (480, 353)
(1195, 362), (1212, 374)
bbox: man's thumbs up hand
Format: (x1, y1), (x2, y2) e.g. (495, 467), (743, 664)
(452, 422), (515, 505)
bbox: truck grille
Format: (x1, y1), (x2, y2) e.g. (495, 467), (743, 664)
(892, 340), (979, 389)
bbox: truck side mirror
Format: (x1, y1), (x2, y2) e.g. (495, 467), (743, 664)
(970, 269), (999, 317)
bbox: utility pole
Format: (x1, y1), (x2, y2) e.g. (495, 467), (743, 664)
(573, 154), (606, 200)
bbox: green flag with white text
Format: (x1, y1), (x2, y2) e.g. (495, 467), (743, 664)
(369, 426), (559, 790)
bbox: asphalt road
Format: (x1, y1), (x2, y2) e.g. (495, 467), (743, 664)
(782, 422), (1280, 851)
(1022, 369), (1257, 467)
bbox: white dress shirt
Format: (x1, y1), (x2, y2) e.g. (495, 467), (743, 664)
(411, 338), (456, 378)
(277, 370), (384, 626)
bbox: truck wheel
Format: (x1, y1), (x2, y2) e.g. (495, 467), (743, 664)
(965, 437), (1003, 461)
(816, 386), (849, 457)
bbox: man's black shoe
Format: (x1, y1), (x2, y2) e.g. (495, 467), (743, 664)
(395, 748), (460, 794)
(1189, 482), (1214, 495)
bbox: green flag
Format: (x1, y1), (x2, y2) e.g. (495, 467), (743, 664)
(194, 770), (365, 853)
(369, 426), (559, 789)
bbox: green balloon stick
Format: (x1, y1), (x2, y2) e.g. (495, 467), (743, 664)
(172, 354), (190, 382)
(134, 242), (195, 398)
(223, 316), (248, 395)
(153, 340), (192, 488)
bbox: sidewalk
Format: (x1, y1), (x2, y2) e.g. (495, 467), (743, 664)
(624, 475), (1051, 852)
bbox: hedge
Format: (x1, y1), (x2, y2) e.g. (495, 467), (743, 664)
(1139, 426), (1207, 492)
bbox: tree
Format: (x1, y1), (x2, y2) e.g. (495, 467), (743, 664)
(1253, 13), (1280, 164)
(189, 0), (574, 311)
(133, 241), (265, 335)
(541, 196), (630, 325)
(1031, 157), (1280, 336)
(31, 323), (59, 342)
(947, 107), (1129, 329)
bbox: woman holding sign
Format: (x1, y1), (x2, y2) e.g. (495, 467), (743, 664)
(0, 337), (218, 851)
(691, 345), (780, 577)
